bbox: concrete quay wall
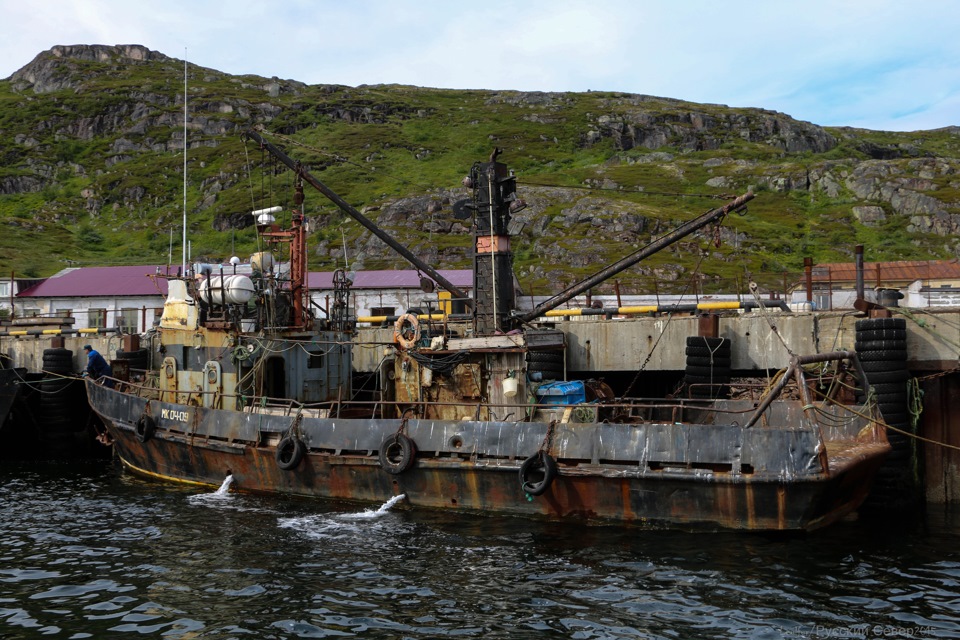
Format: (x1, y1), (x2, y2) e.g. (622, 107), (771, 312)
(556, 309), (959, 372)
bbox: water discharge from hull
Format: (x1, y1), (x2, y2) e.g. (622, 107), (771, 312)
(187, 473), (235, 507)
(378, 493), (406, 512)
(215, 473), (234, 495)
(341, 493), (407, 520)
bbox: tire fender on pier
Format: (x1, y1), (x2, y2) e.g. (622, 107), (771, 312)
(520, 451), (558, 496)
(379, 433), (417, 474)
(276, 436), (306, 470)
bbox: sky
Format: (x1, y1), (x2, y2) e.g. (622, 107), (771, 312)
(1, 0), (958, 132)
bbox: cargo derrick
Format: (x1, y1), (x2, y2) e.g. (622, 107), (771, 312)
(242, 129), (472, 312)
(515, 192), (755, 326)
(238, 136), (759, 414)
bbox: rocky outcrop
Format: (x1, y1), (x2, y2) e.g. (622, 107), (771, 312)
(586, 106), (836, 155)
(10, 45), (170, 92)
(843, 159), (960, 233)
(852, 206), (886, 226)
(212, 211), (254, 232)
(0, 175), (43, 194)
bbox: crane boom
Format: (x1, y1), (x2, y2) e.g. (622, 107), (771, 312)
(243, 129), (473, 308)
(516, 192), (754, 324)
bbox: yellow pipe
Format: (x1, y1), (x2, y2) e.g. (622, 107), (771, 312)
(359, 301), (751, 323)
(543, 301), (745, 317)
(357, 313), (446, 324)
(544, 309), (586, 317)
(613, 306), (660, 314)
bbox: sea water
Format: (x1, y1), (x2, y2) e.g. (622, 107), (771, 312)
(0, 460), (958, 639)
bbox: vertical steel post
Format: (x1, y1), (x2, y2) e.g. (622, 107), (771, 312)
(855, 244), (865, 302)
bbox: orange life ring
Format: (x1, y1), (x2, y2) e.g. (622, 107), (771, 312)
(394, 313), (421, 350)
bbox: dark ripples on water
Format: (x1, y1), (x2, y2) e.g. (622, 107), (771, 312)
(1, 461), (959, 639)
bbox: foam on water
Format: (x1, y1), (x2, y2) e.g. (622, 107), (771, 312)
(277, 495), (407, 539)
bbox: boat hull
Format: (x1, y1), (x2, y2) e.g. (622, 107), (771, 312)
(87, 381), (889, 531)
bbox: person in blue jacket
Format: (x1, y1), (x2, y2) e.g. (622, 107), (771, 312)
(83, 345), (114, 387)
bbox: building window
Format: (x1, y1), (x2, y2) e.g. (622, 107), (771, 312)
(118, 308), (139, 333)
(0, 283), (8, 298)
(89, 308), (107, 329)
(370, 306), (396, 317)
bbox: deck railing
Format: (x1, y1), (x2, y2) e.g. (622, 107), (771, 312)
(94, 359), (875, 434)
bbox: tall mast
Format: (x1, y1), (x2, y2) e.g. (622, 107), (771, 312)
(181, 50), (188, 274)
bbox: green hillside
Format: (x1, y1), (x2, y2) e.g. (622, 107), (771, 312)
(1, 44), (958, 296)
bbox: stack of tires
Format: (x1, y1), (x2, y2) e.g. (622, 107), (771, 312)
(855, 317), (919, 512)
(526, 350), (564, 382)
(684, 337), (731, 399)
(39, 348), (81, 458)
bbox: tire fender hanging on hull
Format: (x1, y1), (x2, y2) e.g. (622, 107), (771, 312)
(276, 436), (306, 470)
(379, 433), (417, 474)
(135, 414), (156, 443)
(520, 451), (558, 496)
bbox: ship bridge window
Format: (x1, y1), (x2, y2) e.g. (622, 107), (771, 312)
(307, 351), (324, 369)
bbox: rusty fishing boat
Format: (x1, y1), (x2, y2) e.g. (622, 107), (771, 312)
(86, 131), (891, 531)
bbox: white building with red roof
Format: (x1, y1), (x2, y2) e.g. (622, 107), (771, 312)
(15, 265), (474, 333)
(15, 265), (171, 333)
(793, 259), (960, 310)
